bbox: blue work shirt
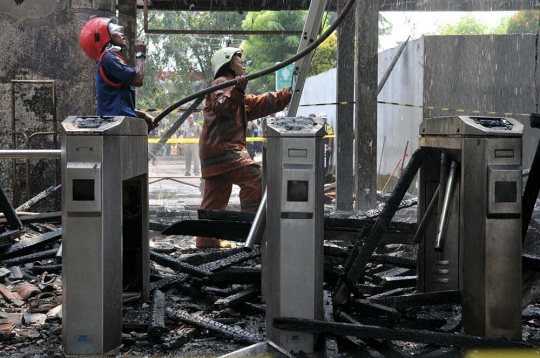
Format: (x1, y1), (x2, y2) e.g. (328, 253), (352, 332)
(96, 51), (137, 116)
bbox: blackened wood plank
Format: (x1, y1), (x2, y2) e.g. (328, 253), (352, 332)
(150, 251), (211, 278)
(150, 274), (189, 292)
(0, 248), (57, 267)
(214, 286), (259, 308)
(371, 290), (461, 310)
(0, 229), (62, 259)
(148, 290), (168, 338)
(166, 309), (262, 345)
(272, 317), (529, 349)
(198, 246), (261, 272)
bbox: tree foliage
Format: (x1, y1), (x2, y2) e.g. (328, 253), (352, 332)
(136, 10), (394, 115)
(241, 11), (308, 93)
(135, 10), (245, 127)
(506, 10), (540, 34)
(434, 14), (489, 35)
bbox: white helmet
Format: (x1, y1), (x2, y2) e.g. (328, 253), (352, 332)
(319, 113), (328, 119)
(211, 47), (244, 79)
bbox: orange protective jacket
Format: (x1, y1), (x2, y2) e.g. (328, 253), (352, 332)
(200, 76), (292, 178)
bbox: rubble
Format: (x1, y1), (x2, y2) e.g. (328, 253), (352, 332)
(0, 188), (539, 357)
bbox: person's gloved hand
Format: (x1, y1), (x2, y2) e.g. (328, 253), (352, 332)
(235, 75), (248, 92)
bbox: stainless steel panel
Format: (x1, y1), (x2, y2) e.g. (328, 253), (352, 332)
(61, 115), (149, 355)
(265, 122), (324, 354)
(420, 117), (522, 339)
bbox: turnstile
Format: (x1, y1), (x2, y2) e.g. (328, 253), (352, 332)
(418, 115), (523, 339)
(265, 117), (325, 353)
(61, 116), (149, 355)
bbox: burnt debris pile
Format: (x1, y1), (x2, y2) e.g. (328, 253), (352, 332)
(0, 196), (540, 356)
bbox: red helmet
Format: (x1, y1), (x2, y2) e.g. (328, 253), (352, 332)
(80, 17), (112, 62)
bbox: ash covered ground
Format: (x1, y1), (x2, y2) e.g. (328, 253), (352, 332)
(1, 159), (540, 357)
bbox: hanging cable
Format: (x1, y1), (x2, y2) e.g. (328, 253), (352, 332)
(152, 0), (356, 126)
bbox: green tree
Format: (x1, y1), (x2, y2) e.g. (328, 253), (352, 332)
(434, 14), (489, 35)
(309, 33), (337, 76)
(241, 11), (308, 93)
(506, 10), (540, 34)
(242, 11), (393, 93)
(135, 10), (246, 125)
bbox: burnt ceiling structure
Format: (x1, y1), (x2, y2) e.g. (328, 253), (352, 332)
(137, 0), (538, 12)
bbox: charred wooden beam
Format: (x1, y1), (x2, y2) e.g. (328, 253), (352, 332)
(179, 247), (246, 265)
(439, 314), (462, 333)
(150, 273), (189, 292)
(214, 286), (259, 308)
(334, 150), (423, 305)
(324, 245), (349, 258)
(148, 290), (168, 338)
(198, 246), (261, 272)
(381, 275), (417, 289)
(26, 264), (61, 275)
(166, 309), (262, 345)
(149, 220), (170, 232)
(370, 290), (461, 310)
(367, 287), (415, 301)
(373, 267), (413, 281)
(323, 290), (340, 358)
(0, 184), (22, 231)
(0, 228), (62, 259)
(161, 220), (250, 241)
(419, 348), (461, 357)
(201, 284), (246, 297)
(235, 302), (266, 314)
(162, 327), (196, 349)
(198, 209), (255, 222)
(0, 212), (61, 225)
(0, 248), (58, 267)
(15, 185), (60, 212)
(150, 251), (211, 278)
(198, 266), (261, 286)
(272, 317), (529, 349)
(349, 299), (400, 323)
(0, 230), (19, 249)
(371, 254), (416, 268)
(356, 284), (385, 296)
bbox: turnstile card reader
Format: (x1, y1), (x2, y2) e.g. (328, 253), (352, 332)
(265, 117), (325, 353)
(61, 116), (149, 355)
(418, 116), (523, 339)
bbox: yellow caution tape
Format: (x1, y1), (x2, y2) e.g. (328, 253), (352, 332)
(148, 135), (334, 144)
(296, 101), (530, 117)
(139, 102), (529, 118)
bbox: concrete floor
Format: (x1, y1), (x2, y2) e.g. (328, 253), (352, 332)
(148, 152), (263, 211)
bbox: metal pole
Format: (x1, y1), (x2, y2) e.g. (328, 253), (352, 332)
(434, 161), (459, 252)
(414, 184), (439, 244)
(244, 190), (267, 250)
(0, 150), (61, 159)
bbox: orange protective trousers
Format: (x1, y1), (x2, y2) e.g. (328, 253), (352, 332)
(200, 164), (262, 213)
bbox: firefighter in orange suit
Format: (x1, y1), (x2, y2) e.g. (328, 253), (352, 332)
(197, 47), (292, 249)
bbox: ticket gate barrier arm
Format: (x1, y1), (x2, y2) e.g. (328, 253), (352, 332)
(435, 160), (459, 252)
(414, 184), (439, 244)
(244, 189), (267, 250)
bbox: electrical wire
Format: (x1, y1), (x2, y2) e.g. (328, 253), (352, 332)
(153, 0), (356, 126)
